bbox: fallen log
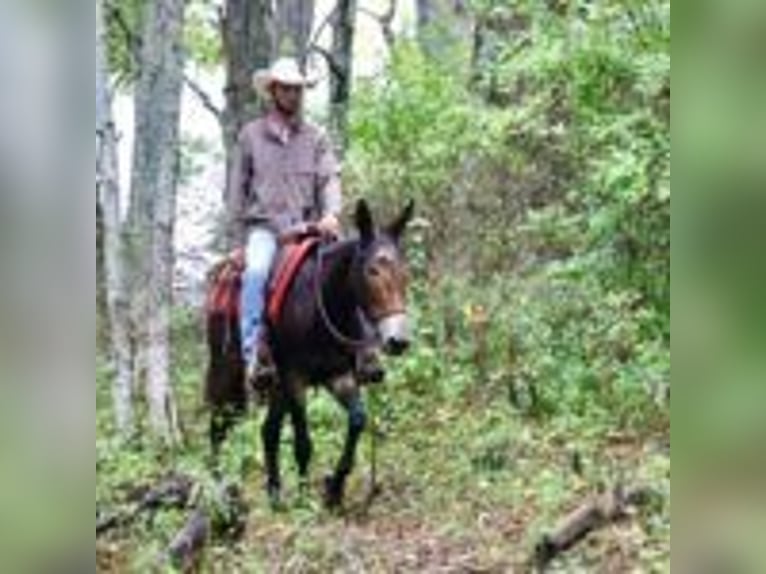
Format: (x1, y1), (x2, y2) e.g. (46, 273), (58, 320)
(163, 509), (211, 573)
(159, 481), (248, 572)
(534, 485), (656, 571)
(137, 473), (195, 511)
(96, 511), (122, 536)
(96, 474), (195, 537)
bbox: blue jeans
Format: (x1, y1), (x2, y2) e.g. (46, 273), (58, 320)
(241, 227), (278, 365)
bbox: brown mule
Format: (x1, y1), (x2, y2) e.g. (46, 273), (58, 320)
(205, 199), (415, 508)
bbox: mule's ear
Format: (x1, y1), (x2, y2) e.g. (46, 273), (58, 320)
(387, 199), (415, 241)
(355, 199), (375, 243)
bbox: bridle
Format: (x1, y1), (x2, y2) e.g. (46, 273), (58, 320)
(313, 241), (378, 351)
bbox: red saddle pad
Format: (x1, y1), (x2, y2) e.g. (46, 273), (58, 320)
(205, 237), (320, 326)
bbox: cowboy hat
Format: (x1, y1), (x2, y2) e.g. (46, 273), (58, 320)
(252, 58), (318, 97)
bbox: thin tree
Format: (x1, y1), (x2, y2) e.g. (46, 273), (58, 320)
(329, 0), (357, 152)
(97, 0), (135, 436)
(129, 0), (186, 443)
(416, 0), (470, 60)
(220, 0), (274, 238)
(276, 0), (315, 61)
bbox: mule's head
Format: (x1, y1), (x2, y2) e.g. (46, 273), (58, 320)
(352, 199), (415, 356)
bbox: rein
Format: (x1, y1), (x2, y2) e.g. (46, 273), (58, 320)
(313, 241), (377, 351)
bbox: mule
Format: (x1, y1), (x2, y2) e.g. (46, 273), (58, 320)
(205, 199), (415, 507)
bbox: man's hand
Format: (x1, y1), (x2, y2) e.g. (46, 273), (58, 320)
(315, 214), (341, 239)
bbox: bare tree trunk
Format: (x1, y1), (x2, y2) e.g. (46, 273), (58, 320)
(221, 0), (274, 241)
(97, 202), (107, 349)
(329, 0), (357, 152)
(416, 0), (436, 33)
(416, 0), (471, 60)
(276, 0), (315, 61)
(471, 8), (528, 103)
(97, 0), (135, 436)
(130, 0), (186, 443)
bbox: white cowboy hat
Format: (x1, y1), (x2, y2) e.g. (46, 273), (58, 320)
(252, 58), (318, 97)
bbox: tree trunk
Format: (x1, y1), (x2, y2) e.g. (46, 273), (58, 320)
(276, 0), (315, 62)
(416, 0), (436, 33)
(130, 0), (186, 443)
(329, 0), (357, 152)
(471, 7), (529, 103)
(221, 0), (274, 239)
(97, 201), (106, 349)
(416, 0), (471, 61)
(97, 0), (135, 436)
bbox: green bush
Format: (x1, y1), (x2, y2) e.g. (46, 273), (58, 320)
(346, 1), (669, 430)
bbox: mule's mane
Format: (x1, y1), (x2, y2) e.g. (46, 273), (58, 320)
(318, 236), (359, 258)
(314, 237), (359, 293)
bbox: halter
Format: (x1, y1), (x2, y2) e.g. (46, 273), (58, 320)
(313, 241), (379, 351)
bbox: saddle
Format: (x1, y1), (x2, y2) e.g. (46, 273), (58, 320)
(205, 236), (321, 327)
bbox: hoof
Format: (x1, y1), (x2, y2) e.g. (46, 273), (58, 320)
(323, 475), (344, 509)
(266, 484), (283, 511)
(298, 477), (310, 497)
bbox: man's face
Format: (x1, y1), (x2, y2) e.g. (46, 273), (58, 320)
(270, 82), (303, 117)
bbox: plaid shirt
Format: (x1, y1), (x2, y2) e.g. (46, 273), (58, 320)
(227, 112), (342, 243)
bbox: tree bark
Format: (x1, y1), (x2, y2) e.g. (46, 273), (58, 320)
(471, 7), (529, 103)
(276, 0), (315, 62)
(130, 0), (186, 443)
(416, 0), (471, 61)
(416, 0), (436, 33)
(97, 0), (135, 436)
(221, 0), (274, 238)
(329, 0), (357, 152)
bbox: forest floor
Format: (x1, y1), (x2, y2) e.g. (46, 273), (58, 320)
(97, 333), (670, 573)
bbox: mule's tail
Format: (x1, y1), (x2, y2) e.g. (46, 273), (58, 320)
(204, 251), (247, 454)
(205, 310), (247, 453)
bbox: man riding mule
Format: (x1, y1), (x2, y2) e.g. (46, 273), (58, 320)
(207, 58), (415, 508)
(227, 58), (344, 389)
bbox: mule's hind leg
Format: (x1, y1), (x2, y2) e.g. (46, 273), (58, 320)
(205, 314), (246, 458)
(262, 391), (287, 508)
(209, 403), (245, 458)
(325, 381), (367, 508)
(285, 376), (313, 494)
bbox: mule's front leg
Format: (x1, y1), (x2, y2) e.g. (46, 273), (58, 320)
(261, 399), (286, 509)
(325, 387), (367, 508)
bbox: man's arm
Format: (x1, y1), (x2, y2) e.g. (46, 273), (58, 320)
(226, 127), (252, 247)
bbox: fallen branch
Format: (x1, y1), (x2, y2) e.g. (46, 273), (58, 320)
(163, 509), (211, 573)
(97, 474), (195, 537)
(534, 485), (656, 571)
(159, 482), (247, 572)
(96, 511), (122, 537)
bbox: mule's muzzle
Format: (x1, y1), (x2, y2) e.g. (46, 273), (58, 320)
(378, 314), (411, 356)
